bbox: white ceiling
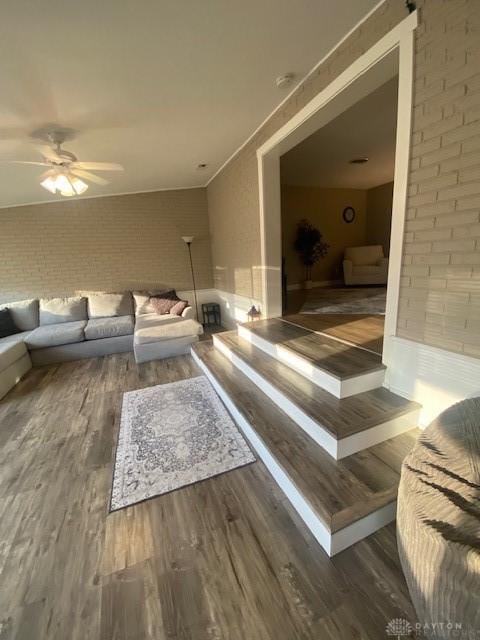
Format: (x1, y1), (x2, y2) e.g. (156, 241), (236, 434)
(0, 0), (379, 208)
(280, 76), (398, 190)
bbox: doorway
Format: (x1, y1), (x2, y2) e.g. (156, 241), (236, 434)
(280, 75), (398, 356)
(256, 13), (417, 368)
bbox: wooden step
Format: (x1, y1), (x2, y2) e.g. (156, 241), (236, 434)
(213, 331), (420, 459)
(191, 341), (420, 556)
(238, 318), (385, 397)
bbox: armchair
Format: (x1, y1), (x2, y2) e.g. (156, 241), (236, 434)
(343, 245), (388, 286)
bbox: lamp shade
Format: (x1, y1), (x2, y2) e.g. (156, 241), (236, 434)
(182, 236), (194, 244)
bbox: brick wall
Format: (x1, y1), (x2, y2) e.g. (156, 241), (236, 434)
(0, 188), (213, 303)
(398, 0), (480, 356)
(208, 0), (480, 358)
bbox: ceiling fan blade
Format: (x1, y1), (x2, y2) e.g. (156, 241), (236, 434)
(37, 145), (63, 163)
(70, 161), (123, 171)
(70, 169), (109, 185)
(0, 160), (50, 166)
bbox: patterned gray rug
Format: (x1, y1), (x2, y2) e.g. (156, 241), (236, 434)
(300, 287), (386, 315)
(110, 376), (255, 511)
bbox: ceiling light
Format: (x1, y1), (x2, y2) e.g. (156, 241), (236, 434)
(40, 171), (89, 197)
(40, 175), (57, 194)
(349, 157), (369, 164)
(70, 177), (88, 195)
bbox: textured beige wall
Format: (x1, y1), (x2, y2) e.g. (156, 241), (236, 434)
(398, 0), (480, 357)
(0, 188), (213, 303)
(366, 181), (394, 255)
(207, 0), (480, 358)
(281, 186), (367, 286)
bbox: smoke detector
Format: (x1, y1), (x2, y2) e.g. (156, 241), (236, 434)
(276, 73), (294, 88)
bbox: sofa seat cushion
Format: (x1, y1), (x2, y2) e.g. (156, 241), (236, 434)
(353, 265), (382, 275)
(134, 318), (202, 346)
(0, 330), (32, 347)
(26, 321), (86, 350)
(85, 315), (134, 341)
(0, 338), (28, 371)
(135, 312), (184, 330)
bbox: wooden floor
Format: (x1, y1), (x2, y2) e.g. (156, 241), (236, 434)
(194, 340), (419, 533)
(0, 351), (416, 639)
(242, 318), (384, 380)
(214, 331), (417, 439)
(283, 286), (385, 355)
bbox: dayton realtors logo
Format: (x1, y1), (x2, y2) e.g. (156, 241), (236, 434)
(386, 618), (466, 638)
(386, 618), (413, 639)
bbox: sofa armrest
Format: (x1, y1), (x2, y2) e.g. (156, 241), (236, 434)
(181, 305), (195, 320)
(343, 259), (353, 285)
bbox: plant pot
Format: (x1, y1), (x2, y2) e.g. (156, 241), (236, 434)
(303, 279), (314, 290)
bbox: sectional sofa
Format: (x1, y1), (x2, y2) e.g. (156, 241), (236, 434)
(0, 290), (203, 400)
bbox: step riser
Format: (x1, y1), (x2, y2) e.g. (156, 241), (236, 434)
(213, 334), (419, 459)
(192, 346), (398, 556)
(237, 324), (385, 398)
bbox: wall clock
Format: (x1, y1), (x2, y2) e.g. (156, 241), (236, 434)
(343, 206), (355, 223)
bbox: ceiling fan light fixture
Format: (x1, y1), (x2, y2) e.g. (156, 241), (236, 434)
(40, 175), (57, 194)
(55, 174), (74, 196)
(40, 171), (89, 197)
(70, 176), (88, 195)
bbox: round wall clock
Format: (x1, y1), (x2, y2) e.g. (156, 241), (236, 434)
(342, 206), (356, 223)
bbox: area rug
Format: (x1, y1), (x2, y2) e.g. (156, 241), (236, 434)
(110, 376), (255, 511)
(300, 287), (386, 315)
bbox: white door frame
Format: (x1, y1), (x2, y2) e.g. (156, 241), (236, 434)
(256, 11), (417, 368)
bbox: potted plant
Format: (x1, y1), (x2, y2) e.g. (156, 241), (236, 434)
(293, 219), (329, 289)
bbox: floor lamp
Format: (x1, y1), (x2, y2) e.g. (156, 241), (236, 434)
(182, 236), (199, 322)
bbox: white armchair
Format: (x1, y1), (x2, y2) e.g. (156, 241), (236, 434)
(343, 245), (388, 286)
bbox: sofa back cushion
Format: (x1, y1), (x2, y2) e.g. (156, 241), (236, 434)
(150, 291), (184, 315)
(87, 292), (133, 319)
(133, 289), (171, 316)
(344, 245), (384, 266)
(0, 299), (39, 331)
(40, 296), (87, 325)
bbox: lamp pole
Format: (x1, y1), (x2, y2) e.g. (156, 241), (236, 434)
(182, 236), (199, 322)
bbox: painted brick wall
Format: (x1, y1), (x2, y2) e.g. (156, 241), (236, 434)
(399, 0), (480, 356)
(207, 0), (480, 358)
(0, 188), (213, 303)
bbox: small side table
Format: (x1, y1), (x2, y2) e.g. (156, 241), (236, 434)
(202, 302), (221, 327)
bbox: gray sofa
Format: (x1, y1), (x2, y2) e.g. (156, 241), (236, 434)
(0, 290), (203, 399)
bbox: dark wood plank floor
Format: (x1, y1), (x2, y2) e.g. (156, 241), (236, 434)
(0, 351), (416, 639)
(283, 314), (385, 356)
(194, 341), (419, 533)
(242, 318), (384, 379)
(283, 285), (385, 355)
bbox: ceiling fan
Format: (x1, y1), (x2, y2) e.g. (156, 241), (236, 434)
(3, 129), (124, 197)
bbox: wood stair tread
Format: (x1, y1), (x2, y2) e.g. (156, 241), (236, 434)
(240, 318), (385, 379)
(193, 341), (420, 534)
(215, 330), (420, 440)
